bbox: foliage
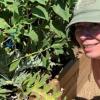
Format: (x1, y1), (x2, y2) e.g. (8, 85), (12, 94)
(0, 72), (61, 99)
(0, 0), (76, 99)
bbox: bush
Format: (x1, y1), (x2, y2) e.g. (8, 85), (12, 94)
(0, 0), (76, 99)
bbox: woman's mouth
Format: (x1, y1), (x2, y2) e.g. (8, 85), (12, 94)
(83, 43), (99, 52)
(83, 43), (99, 47)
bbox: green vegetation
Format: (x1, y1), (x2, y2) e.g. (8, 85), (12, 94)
(0, 0), (76, 99)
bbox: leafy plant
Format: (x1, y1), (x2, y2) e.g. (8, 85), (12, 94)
(0, 0), (76, 99)
(0, 72), (61, 100)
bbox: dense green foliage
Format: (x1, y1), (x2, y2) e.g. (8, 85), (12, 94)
(0, 0), (76, 99)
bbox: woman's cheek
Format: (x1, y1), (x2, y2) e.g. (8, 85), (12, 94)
(95, 33), (100, 40)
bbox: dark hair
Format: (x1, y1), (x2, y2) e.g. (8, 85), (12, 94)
(68, 25), (80, 47)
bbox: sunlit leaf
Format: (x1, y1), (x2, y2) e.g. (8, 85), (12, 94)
(6, 1), (19, 14)
(51, 43), (62, 49)
(9, 59), (20, 72)
(55, 49), (64, 55)
(30, 0), (48, 5)
(0, 18), (10, 29)
(52, 3), (71, 21)
(0, 89), (11, 94)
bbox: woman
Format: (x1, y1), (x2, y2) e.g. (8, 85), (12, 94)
(67, 0), (100, 88)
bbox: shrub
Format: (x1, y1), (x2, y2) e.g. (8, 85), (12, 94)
(0, 0), (76, 99)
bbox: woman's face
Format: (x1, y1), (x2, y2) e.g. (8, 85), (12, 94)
(75, 22), (100, 59)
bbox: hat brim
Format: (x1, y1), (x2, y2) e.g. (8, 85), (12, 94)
(66, 11), (100, 29)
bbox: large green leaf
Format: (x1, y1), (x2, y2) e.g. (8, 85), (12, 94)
(30, 0), (48, 5)
(0, 18), (10, 29)
(32, 5), (49, 20)
(9, 59), (20, 72)
(6, 1), (19, 14)
(5, 0), (14, 3)
(36, 0), (48, 5)
(49, 20), (65, 38)
(52, 3), (71, 21)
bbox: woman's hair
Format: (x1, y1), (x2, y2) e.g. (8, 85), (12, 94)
(68, 25), (80, 47)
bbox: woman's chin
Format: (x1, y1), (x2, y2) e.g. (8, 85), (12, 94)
(85, 53), (100, 59)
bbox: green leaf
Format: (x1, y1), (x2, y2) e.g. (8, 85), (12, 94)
(30, 0), (48, 5)
(36, 0), (48, 5)
(0, 18), (10, 29)
(53, 91), (61, 98)
(49, 20), (65, 38)
(39, 74), (49, 87)
(5, 28), (16, 36)
(32, 5), (49, 20)
(0, 89), (11, 94)
(51, 44), (64, 55)
(51, 43), (62, 49)
(25, 30), (38, 44)
(55, 49), (64, 55)
(29, 30), (38, 43)
(5, 0), (14, 3)
(13, 72), (30, 86)
(34, 74), (49, 89)
(31, 72), (39, 83)
(9, 59), (20, 72)
(42, 55), (47, 67)
(29, 0), (35, 3)
(52, 3), (71, 21)
(27, 75), (34, 88)
(11, 13), (21, 25)
(6, 1), (19, 14)
(43, 85), (51, 93)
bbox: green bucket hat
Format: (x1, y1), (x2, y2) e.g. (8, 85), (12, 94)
(67, 0), (100, 28)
